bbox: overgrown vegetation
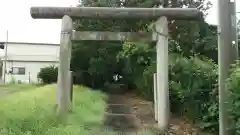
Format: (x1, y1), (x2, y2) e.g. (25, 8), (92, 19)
(35, 0), (240, 134)
(0, 84), (107, 135)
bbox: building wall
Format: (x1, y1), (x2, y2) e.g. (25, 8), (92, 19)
(5, 61), (58, 83)
(5, 42), (59, 61)
(1, 42), (60, 83)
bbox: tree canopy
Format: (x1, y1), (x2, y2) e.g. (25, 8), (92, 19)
(70, 0), (218, 89)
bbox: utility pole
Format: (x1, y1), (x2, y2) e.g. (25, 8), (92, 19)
(3, 30), (8, 84)
(217, 0), (238, 135)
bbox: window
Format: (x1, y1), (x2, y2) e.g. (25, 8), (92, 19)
(0, 43), (4, 49)
(12, 67), (25, 75)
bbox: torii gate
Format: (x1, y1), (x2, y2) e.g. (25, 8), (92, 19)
(30, 6), (202, 130)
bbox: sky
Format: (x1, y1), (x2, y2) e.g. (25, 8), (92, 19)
(0, 0), (239, 44)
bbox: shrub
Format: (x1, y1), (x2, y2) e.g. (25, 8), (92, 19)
(134, 60), (155, 100)
(168, 55), (218, 132)
(134, 54), (219, 133)
(117, 41), (155, 90)
(227, 61), (240, 134)
(197, 60), (240, 134)
(37, 65), (58, 84)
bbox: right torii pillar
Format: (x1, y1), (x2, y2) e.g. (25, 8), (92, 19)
(155, 16), (169, 130)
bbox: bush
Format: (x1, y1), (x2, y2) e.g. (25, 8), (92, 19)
(195, 60), (240, 134)
(37, 65), (58, 84)
(227, 61), (240, 134)
(134, 54), (219, 133)
(117, 41), (155, 90)
(168, 55), (218, 132)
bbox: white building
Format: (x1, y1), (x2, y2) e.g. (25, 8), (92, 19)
(0, 42), (59, 83)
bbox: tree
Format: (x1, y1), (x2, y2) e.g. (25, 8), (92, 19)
(71, 0), (217, 90)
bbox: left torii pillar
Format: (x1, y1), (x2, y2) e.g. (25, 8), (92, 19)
(56, 15), (73, 118)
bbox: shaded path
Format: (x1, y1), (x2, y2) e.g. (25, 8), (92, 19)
(103, 94), (143, 134)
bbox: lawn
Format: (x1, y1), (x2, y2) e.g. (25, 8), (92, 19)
(0, 84), (163, 135)
(0, 84), (107, 135)
(0, 84), (39, 92)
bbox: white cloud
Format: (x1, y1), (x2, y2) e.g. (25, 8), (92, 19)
(0, 0), (239, 44)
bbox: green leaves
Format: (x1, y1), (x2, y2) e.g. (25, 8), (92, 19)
(131, 53), (219, 133)
(69, 0), (224, 133)
(37, 65), (58, 84)
(227, 61), (240, 134)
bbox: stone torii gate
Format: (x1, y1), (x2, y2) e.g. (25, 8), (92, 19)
(30, 6), (202, 130)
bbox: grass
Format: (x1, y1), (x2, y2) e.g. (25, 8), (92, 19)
(0, 84), (166, 135)
(0, 84), (39, 93)
(0, 84), (107, 135)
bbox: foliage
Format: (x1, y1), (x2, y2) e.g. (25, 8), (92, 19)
(37, 65), (58, 84)
(71, 0), (217, 89)
(68, 0), (224, 133)
(133, 60), (155, 100)
(71, 42), (122, 89)
(227, 61), (240, 134)
(0, 85), (107, 135)
(130, 52), (219, 133)
(168, 55), (218, 132)
(192, 60), (240, 134)
(116, 41), (155, 89)
(116, 40), (220, 132)
(133, 59), (240, 134)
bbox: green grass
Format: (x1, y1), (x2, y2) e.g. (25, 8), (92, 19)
(0, 84), (167, 135)
(0, 84), (107, 135)
(0, 84), (39, 93)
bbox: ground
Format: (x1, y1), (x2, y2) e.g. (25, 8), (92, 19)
(103, 92), (212, 135)
(0, 84), (37, 97)
(0, 84), (211, 135)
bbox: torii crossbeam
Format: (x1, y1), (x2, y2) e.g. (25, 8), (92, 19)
(30, 7), (202, 20)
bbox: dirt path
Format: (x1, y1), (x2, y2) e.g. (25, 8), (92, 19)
(103, 94), (143, 134)
(100, 92), (212, 135)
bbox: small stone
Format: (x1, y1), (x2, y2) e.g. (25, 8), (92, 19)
(170, 125), (180, 130)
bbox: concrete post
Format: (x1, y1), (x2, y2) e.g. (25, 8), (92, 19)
(67, 70), (73, 111)
(56, 15), (73, 118)
(155, 16), (169, 130)
(217, 0), (239, 134)
(153, 73), (158, 121)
